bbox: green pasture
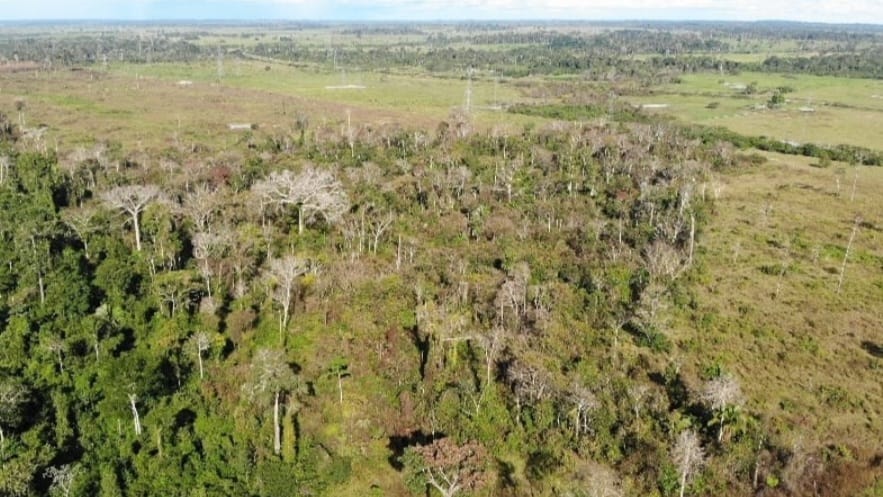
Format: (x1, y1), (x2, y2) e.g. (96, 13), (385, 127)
(677, 151), (883, 445)
(111, 60), (523, 120)
(635, 72), (883, 150)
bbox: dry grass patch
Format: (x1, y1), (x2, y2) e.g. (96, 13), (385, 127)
(678, 151), (883, 451)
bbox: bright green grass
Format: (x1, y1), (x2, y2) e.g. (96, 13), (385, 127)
(638, 72), (883, 149)
(628, 92), (883, 149)
(663, 72), (883, 111)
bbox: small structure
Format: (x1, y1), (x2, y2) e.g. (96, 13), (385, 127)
(177, 80), (194, 87)
(228, 123), (254, 131)
(641, 103), (669, 109)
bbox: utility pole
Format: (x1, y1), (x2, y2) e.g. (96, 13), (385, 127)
(836, 216), (861, 293)
(217, 45), (224, 82)
(464, 67), (473, 114)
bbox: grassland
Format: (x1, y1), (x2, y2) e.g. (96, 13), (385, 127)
(113, 60), (522, 117)
(676, 152), (883, 449)
(630, 72), (883, 150)
(0, 61), (529, 153)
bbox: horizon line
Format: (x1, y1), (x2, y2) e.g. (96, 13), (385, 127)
(0, 18), (881, 27)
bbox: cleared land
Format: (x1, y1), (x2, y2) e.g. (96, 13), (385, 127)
(0, 62), (528, 152)
(632, 72), (883, 150)
(677, 152), (883, 449)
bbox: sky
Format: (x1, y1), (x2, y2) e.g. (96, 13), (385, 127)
(0, 0), (880, 24)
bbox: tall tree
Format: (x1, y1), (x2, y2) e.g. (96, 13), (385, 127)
(180, 184), (221, 232)
(700, 374), (744, 442)
(404, 438), (490, 497)
(251, 167), (348, 234)
(242, 348), (298, 456)
(672, 429), (705, 497)
(262, 255), (309, 339)
(100, 185), (162, 251)
(44, 464), (77, 497)
(187, 331), (212, 381)
(0, 380), (27, 453)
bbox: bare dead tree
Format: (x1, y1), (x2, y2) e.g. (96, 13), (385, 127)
(627, 383), (652, 420)
(44, 464), (77, 497)
(0, 381), (27, 454)
(251, 167), (348, 234)
(568, 382), (599, 438)
(700, 374), (744, 442)
(495, 157), (522, 204)
(262, 255), (309, 340)
(477, 326), (506, 391)
(415, 299), (472, 374)
(128, 392), (143, 436)
(62, 204), (101, 259)
(644, 241), (685, 283)
(242, 348), (298, 456)
(42, 335), (66, 374)
(191, 229), (232, 299)
(495, 262), (530, 325)
(672, 429), (705, 497)
(409, 438), (490, 497)
(181, 183), (221, 232)
(367, 208), (395, 255)
(836, 215), (861, 293)
(633, 282), (669, 336)
(187, 332), (212, 380)
(340, 214), (365, 257)
(100, 185), (162, 251)
(506, 361), (554, 416)
(0, 155), (10, 185)
(566, 460), (624, 497)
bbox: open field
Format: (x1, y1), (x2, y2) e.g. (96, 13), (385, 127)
(662, 72), (883, 111)
(112, 60), (522, 117)
(0, 62), (530, 154)
(677, 152), (883, 448)
(629, 72), (883, 150)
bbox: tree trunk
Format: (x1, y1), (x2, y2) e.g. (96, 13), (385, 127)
(38, 272), (45, 305)
(836, 217), (860, 293)
(132, 212), (142, 251)
(198, 351), (204, 380)
(298, 208), (304, 235)
(337, 372), (344, 405)
(679, 470), (688, 497)
(129, 394), (142, 436)
(273, 391), (281, 455)
(396, 235), (402, 271)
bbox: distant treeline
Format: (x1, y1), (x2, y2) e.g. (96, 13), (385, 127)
(0, 25), (881, 80)
(751, 50), (883, 79)
(682, 124), (883, 166)
(507, 102), (657, 124)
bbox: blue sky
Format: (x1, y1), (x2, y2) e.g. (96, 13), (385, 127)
(0, 0), (880, 23)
